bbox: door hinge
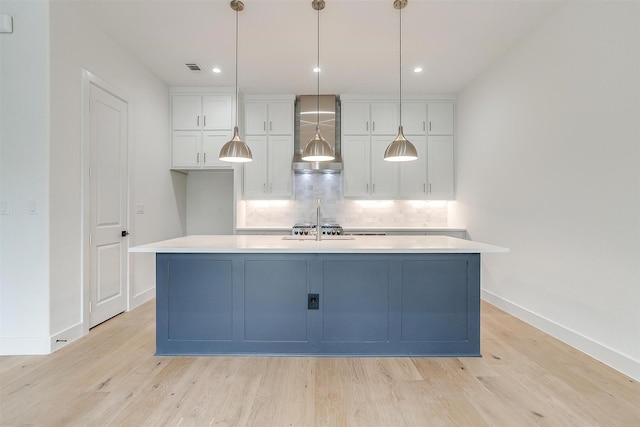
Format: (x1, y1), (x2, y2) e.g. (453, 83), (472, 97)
(89, 233), (92, 246)
(89, 301), (92, 313)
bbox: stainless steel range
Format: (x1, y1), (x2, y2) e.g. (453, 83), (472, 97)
(291, 223), (344, 236)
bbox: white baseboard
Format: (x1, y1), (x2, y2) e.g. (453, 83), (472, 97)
(50, 322), (85, 352)
(131, 287), (155, 310)
(482, 290), (640, 381)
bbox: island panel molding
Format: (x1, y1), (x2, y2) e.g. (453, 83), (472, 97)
(155, 252), (481, 356)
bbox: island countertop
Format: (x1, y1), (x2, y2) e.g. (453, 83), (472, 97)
(129, 234), (508, 254)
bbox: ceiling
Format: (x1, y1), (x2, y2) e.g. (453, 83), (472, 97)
(65, 0), (563, 95)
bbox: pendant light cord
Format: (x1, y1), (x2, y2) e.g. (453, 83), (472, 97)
(316, 4), (320, 132)
(399, 5), (403, 126)
(235, 3), (239, 128)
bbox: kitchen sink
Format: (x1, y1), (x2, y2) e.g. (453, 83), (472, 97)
(282, 235), (355, 241)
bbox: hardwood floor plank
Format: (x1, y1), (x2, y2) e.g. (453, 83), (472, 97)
(1, 299), (638, 427)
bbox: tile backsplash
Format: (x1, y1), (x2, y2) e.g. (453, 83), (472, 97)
(239, 174), (449, 227)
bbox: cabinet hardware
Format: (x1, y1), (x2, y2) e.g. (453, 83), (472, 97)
(429, 183), (432, 193)
(203, 153), (206, 164)
(263, 121), (266, 131)
(372, 121), (375, 132)
(423, 183), (426, 193)
(203, 116), (206, 127)
(373, 183), (376, 193)
(366, 121), (369, 132)
(270, 122), (273, 131)
(197, 116), (200, 126)
(366, 183), (369, 192)
(423, 121), (426, 131)
(197, 153), (200, 164)
(263, 183), (266, 193)
(429, 121), (432, 132)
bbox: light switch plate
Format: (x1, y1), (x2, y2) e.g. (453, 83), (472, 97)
(0, 14), (13, 34)
(136, 203), (145, 214)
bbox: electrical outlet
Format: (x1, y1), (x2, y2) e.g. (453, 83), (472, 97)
(308, 293), (319, 310)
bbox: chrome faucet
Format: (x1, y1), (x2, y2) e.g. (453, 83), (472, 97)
(316, 198), (322, 241)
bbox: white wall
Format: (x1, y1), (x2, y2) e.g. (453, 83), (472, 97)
(0, 0), (185, 354)
(450, 1), (640, 380)
(48, 1), (185, 342)
(0, 1), (51, 354)
(186, 171), (234, 235)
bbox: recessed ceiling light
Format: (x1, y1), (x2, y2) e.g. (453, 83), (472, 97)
(212, 67), (222, 74)
(414, 67), (423, 73)
(313, 67), (321, 73)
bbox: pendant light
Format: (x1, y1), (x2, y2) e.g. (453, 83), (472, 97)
(384, 0), (418, 162)
(302, 0), (335, 162)
(219, 0), (252, 163)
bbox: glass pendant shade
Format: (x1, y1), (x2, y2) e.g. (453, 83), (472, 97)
(384, 126), (417, 162)
(302, 126), (334, 161)
(219, 126), (252, 163)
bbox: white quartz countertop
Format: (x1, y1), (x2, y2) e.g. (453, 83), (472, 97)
(129, 235), (508, 254)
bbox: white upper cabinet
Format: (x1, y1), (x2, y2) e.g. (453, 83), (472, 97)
(242, 135), (293, 199)
(402, 102), (427, 135)
(170, 88), (236, 170)
(427, 135), (454, 199)
(342, 95), (455, 200)
(172, 95), (202, 130)
(342, 100), (398, 135)
(244, 100), (293, 136)
(172, 94), (234, 131)
(202, 96), (233, 130)
(242, 95), (295, 199)
(398, 135), (428, 199)
(342, 135), (371, 197)
(341, 102), (370, 135)
(342, 135), (398, 199)
(370, 102), (398, 135)
(427, 102), (454, 135)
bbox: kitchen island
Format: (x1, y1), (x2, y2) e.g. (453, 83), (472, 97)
(130, 235), (507, 357)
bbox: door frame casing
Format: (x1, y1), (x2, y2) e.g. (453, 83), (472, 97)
(80, 69), (131, 334)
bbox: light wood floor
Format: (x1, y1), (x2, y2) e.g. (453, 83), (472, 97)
(1, 300), (638, 427)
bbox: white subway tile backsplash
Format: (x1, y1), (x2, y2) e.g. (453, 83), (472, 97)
(241, 174), (449, 227)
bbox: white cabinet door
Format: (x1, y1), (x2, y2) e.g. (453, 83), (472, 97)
(342, 135), (371, 197)
(427, 136), (454, 199)
(370, 102), (398, 135)
(342, 102), (370, 135)
(202, 95), (233, 130)
(267, 135), (293, 198)
(402, 102), (427, 135)
(370, 136), (399, 198)
(172, 131), (201, 167)
(267, 102), (294, 135)
(243, 135), (268, 198)
(172, 95), (201, 130)
(244, 102), (268, 135)
(202, 131), (233, 168)
(399, 135), (427, 199)
(428, 102), (454, 135)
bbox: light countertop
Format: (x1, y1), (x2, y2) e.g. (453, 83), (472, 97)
(129, 235), (508, 254)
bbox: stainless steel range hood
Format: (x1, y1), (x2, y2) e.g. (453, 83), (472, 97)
(293, 95), (342, 173)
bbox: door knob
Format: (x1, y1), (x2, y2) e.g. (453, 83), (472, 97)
(121, 230), (130, 237)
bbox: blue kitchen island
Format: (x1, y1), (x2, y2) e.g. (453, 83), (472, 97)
(130, 235), (507, 357)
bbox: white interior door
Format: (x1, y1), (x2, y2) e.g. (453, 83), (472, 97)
(89, 83), (128, 327)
